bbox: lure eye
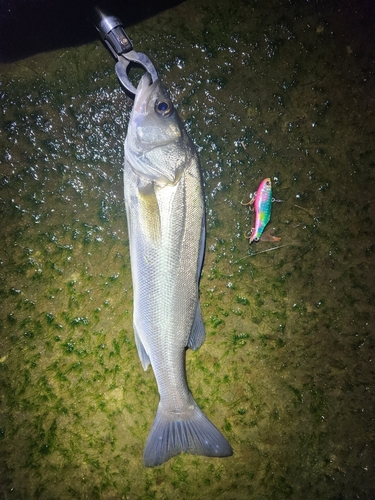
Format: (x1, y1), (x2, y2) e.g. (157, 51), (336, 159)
(155, 99), (174, 117)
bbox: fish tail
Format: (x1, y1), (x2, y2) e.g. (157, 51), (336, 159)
(143, 400), (233, 467)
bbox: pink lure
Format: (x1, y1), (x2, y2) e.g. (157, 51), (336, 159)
(242, 178), (281, 244)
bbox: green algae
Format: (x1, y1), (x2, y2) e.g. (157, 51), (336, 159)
(1, 0), (375, 498)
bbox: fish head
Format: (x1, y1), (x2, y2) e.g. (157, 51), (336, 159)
(125, 72), (194, 187)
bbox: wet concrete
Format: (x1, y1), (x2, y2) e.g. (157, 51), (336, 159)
(0, 0), (374, 498)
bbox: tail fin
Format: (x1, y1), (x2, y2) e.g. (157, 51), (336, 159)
(143, 401), (233, 467)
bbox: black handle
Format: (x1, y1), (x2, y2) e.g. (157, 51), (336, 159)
(91, 7), (133, 59)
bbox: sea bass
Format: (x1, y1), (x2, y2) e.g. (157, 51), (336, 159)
(123, 73), (232, 467)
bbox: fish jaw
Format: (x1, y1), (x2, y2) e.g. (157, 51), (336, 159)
(133, 72), (154, 113)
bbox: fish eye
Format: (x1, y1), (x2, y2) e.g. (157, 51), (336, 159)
(155, 99), (173, 117)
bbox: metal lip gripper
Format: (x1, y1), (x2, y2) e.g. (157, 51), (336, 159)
(92, 7), (158, 95)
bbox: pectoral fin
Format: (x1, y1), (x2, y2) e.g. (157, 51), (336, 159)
(138, 183), (161, 245)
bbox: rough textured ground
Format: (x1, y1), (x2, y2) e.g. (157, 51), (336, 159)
(0, 0), (374, 498)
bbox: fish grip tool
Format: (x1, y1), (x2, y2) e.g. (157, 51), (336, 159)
(91, 7), (158, 95)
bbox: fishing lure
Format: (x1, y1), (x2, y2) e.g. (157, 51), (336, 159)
(241, 178), (281, 244)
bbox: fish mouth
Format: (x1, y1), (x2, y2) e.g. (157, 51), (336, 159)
(134, 72), (158, 113)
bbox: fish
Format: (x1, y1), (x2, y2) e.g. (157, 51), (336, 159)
(123, 72), (233, 467)
(242, 178), (281, 243)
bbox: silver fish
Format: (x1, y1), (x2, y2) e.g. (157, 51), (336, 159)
(123, 73), (232, 467)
